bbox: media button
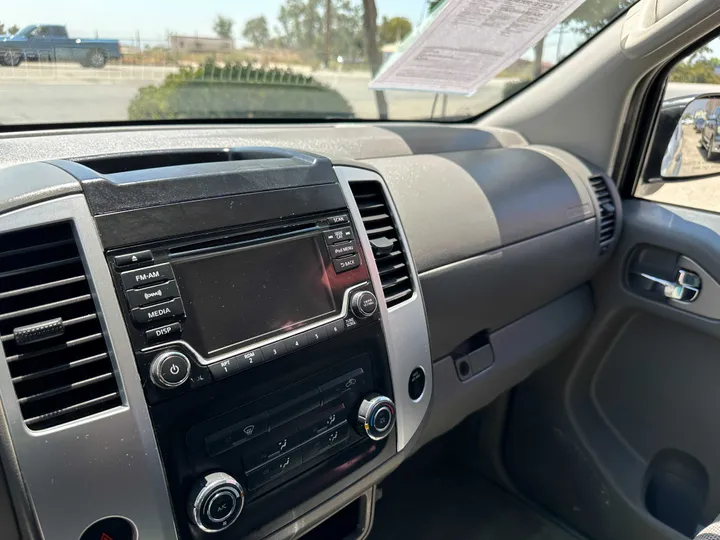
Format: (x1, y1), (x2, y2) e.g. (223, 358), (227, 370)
(260, 341), (286, 361)
(113, 250), (153, 267)
(282, 333), (308, 353)
(120, 262), (173, 290)
(323, 320), (345, 338)
(329, 241), (357, 259)
(304, 326), (328, 346)
(208, 357), (240, 380)
(145, 322), (182, 344)
(126, 280), (180, 309)
(131, 298), (185, 325)
(324, 227), (353, 245)
(333, 253), (361, 273)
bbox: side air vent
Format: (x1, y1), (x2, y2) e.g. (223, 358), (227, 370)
(0, 222), (120, 430)
(589, 175), (617, 251)
(350, 181), (414, 308)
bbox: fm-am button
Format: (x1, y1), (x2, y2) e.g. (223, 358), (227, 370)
(120, 263), (173, 290)
(132, 298), (185, 325)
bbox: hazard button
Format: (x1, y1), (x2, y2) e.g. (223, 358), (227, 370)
(80, 517), (134, 540)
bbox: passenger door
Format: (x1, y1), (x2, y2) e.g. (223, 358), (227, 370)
(501, 36), (720, 540)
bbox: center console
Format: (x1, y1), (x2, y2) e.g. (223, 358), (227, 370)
(0, 149), (432, 540)
(106, 209), (395, 537)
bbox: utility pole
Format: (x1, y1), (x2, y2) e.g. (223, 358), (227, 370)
(325, 0), (332, 67)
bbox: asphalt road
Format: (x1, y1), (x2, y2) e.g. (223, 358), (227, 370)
(1, 62), (719, 125)
(0, 62), (509, 124)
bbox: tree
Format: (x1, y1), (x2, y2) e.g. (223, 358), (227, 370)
(566, 0), (634, 37)
(0, 23), (4, 34)
(8, 25), (18, 35)
(361, 0), (388, 119)
(243, 16), (270, 47)
(378, 16), (412, 45)
(213, 15), (235, 39)
(428, 0), (445, 13)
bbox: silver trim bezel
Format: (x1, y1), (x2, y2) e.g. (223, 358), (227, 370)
(0, 195), (179, 539)
(334, 166), (433, 451)
(140, 283), (369, 366)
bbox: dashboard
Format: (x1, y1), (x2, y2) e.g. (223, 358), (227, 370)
(0, 123), (620, 540)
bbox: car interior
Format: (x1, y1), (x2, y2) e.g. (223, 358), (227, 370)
(5, 0), (720, 539)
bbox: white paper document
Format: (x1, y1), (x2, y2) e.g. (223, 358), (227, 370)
(369, 0), (586, 95)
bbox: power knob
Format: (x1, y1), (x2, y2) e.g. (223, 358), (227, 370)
(188, 472), (245, 533)
(350, 290), (378, 319)
(356, 394), (396, 441)
(150, 350), (191, 389)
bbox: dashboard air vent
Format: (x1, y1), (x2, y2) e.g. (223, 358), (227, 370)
(589, 175), (617, 250)
(0, 222), (120, 430)
(350, 181), (414, 308)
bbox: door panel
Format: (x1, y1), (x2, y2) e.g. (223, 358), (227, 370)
(503, 199), (720, 540)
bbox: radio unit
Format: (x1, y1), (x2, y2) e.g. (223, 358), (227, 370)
(107, 212), (381, 402)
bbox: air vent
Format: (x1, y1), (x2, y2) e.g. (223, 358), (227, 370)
(589, 175), (617, 250)
(350, 181), (414, 308)
(0, 222), (120, 430)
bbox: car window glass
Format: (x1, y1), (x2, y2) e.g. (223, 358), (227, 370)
(635, 36), (720, 213)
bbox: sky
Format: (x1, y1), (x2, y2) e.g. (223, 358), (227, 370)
(2, 0), (427, 43)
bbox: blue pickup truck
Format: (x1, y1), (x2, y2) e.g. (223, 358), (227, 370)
(0, 25), (121, 68)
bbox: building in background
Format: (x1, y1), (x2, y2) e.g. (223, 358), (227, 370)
(169, 35), (233, 54)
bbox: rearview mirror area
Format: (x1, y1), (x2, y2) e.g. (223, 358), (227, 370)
(662, 94), (720, 178)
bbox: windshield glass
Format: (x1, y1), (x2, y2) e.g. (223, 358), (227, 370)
(0, 0), (635, 126)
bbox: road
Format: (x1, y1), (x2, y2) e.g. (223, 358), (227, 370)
(1, 62), (719, 124)
(0, 62), (510, 124)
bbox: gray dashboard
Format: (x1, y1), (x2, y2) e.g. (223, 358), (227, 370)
(0, 122), (620, 539)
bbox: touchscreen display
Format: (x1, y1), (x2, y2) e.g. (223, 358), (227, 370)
(173, 235), (335, 355)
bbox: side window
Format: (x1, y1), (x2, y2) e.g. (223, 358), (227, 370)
(635, 37), (720, 213)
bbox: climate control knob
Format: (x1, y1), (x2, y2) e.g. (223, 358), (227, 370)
(350, 290), (378, 319)
(188, 472), (245, 533)
(356, 394), (396, 441)
(149, 350), (191, 389)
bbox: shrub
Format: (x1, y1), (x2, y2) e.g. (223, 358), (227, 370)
(128, 60), (354, 120)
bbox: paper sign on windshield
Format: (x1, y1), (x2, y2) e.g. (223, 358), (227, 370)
(370, 0), (586, 95)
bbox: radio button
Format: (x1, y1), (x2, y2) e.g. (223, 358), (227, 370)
(145, 322), (182, 344)
(333, 253), (361, 273)
(323, 320), (345, 338)
(208, 357), (240, 380)
(304, 326), (328, 346)
(329, 241), (357, 259)
(282, 333), (308, 353)
(132, 298), (185, 325)
(120, 262), (173, 290)
(126, 280), (180, 309)
(326, 214), (349, 225)
(236, 349), (264, 371)
(113, 250), (153, 267)
(324, 227), (353, 245)
(260, 341), (286, 361)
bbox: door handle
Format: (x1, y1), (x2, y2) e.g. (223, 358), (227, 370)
(637, 269), (701, 302)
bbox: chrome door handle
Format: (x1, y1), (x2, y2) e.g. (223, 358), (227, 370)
(638, 269), (701, 302)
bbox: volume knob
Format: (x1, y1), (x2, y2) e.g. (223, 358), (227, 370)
(350, 291), (378, 319)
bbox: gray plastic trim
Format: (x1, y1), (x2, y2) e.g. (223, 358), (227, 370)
(334, 166), (432, 452)
(0, 195), (178, 539)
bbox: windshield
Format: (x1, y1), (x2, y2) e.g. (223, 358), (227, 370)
(12, 25), (37, 37)
(0, 0), (635, 126)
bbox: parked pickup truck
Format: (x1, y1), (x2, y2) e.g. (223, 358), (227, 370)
(0, 25), (121, 68)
